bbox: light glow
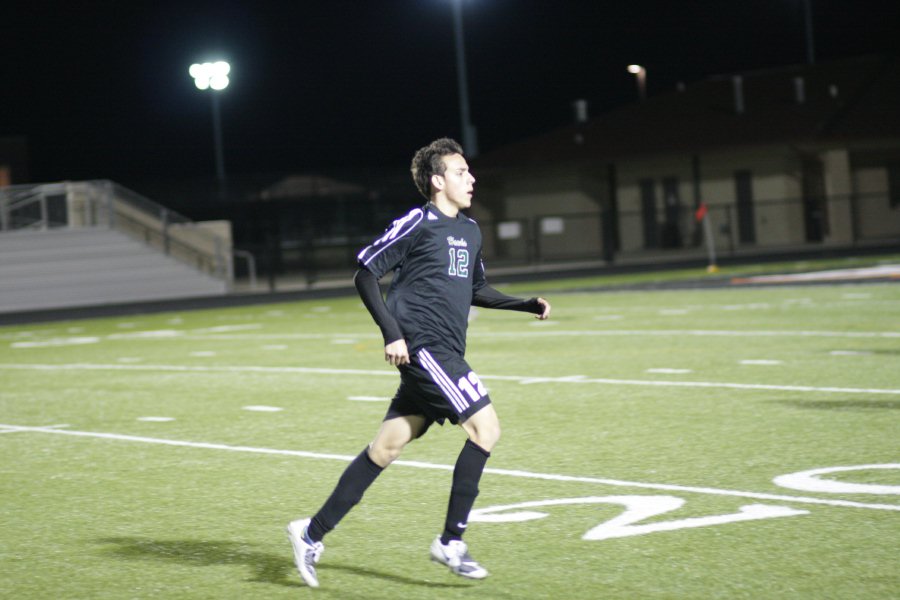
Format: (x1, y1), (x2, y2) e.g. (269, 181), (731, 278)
(189, 61), (230, 91)
(627, 64), (644, 74)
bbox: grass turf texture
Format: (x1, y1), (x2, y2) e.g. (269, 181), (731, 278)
(1, 281), (898, 598)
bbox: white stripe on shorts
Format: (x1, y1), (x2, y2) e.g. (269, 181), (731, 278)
(418, 349), (469, 413)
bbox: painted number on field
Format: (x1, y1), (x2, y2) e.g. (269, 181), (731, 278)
(469, 496), (808, 541)
(470, 464), (900, 541)
(774, 464), (900, 495)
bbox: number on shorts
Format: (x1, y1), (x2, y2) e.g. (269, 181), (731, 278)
(457, 371), (487, 402)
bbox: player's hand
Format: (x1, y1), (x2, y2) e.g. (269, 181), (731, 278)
(384, 338), (410, 366)
(535, 297), (551, 320)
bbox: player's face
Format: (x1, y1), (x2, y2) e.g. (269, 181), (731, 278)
(437, 154), (475, 210)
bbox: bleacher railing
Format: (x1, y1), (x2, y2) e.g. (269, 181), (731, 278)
(0, 180), (235, 286)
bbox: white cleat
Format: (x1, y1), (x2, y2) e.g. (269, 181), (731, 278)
(429, 536), (489, 579)
(286, 518), (324, 588)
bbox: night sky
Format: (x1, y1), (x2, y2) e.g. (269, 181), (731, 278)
(3, 0), (899, 186)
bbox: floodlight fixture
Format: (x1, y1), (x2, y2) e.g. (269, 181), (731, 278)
(189, 61), (230, 91)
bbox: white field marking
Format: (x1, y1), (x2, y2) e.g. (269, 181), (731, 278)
(116, 322), (137, 329)
(242, 405), (283, 412)
(842, 293), (872, 299)
(189, 351), (217, 357)
(109, 330), (184, 339)
(469, 496), (809, 541)
(11, 337), (100, 348)
(0, 423), (69, 433)
(830, 350), (873, 356)
(117, 357), (144, 363)
(261, 345), (289, 350)
(722, 304), (771, 311)
(0, 331), (36, 339)
(740, 359), (783, 365)
(646, 368), (692, 374)
(774, 464), (900, 496)
(736, 264), (900, 283)
(312, 306), (331, 313)
(348, 395), (390, 402)
(167, 318), (184, 325)
(191, 324), (262, 333)
(67, 327), (85, 333)
(137, 417), (175, 422)
(476, 329), (900, 339)
(518, 375), (588, 385)
(2, 422), (898, 513)
(80, 329), (900, 343)
(2, 363), (900, 396)
(528, 320), (558, 326)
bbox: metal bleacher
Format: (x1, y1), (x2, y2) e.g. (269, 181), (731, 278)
(0, 181), (233, 314)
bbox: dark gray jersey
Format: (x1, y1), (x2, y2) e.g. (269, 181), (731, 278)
(357, 203), (485, 356)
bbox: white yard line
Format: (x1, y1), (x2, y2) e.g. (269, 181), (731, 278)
(11, 329), (893, 344)
(1, 423), (897, 513)
(473, 329), (900, 339)
(2, 363), (899, 396)
(157, 329), (900, 340)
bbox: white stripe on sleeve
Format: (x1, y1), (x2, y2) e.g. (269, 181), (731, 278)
(358, 208), (424, 266)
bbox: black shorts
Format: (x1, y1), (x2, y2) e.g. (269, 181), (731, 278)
(384, 346), (491, 435)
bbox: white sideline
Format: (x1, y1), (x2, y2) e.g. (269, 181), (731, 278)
(1, 422), (898, 513)
(1, 362), (899, 396)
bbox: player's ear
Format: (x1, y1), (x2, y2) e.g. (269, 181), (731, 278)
(431, 173), (445, 192)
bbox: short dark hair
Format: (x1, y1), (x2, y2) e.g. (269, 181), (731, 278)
(410, 138), (464, 200)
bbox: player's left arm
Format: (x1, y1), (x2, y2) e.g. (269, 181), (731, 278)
(472, 285), (551, 319)
(471, 249), (550, 319)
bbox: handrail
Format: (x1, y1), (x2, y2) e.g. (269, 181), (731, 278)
(233, 249), (258, 289)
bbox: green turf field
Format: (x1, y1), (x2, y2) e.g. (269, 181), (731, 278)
(1, 281), (898, 599)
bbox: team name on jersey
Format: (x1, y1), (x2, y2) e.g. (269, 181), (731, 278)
(446, 236), (468, 248)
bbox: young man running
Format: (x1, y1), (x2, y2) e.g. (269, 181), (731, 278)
(286, 137), (551, 587)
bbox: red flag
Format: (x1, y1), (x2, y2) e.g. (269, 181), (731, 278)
(694, 202), (708, 223)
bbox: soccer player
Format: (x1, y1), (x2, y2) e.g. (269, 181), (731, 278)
(286, 138), (551, 587)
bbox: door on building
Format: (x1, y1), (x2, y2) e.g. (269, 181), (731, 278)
(661, 176), (682, 247)
(640, 178), (658, 248)
(802, 157), (828, 242)
(734, 170), (756, 244)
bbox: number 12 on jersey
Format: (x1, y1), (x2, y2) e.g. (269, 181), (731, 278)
(448, 248), (469, 278)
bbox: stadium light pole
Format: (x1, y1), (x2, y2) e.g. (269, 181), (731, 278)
(451, 0), (478, 157)
(802, 0), (816, 64)
(628, 64), (647, 102)
(189, 61), (230, 198)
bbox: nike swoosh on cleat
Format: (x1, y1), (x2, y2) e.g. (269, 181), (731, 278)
(457, 522), (467, 529)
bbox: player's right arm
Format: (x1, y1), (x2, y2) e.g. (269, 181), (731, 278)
(354, 268), (409, 365)
(354, 208), (424, 367)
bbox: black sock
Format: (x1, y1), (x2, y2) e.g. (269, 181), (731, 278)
(440, 439), (490, 545)
(307, 448), (383, 542)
